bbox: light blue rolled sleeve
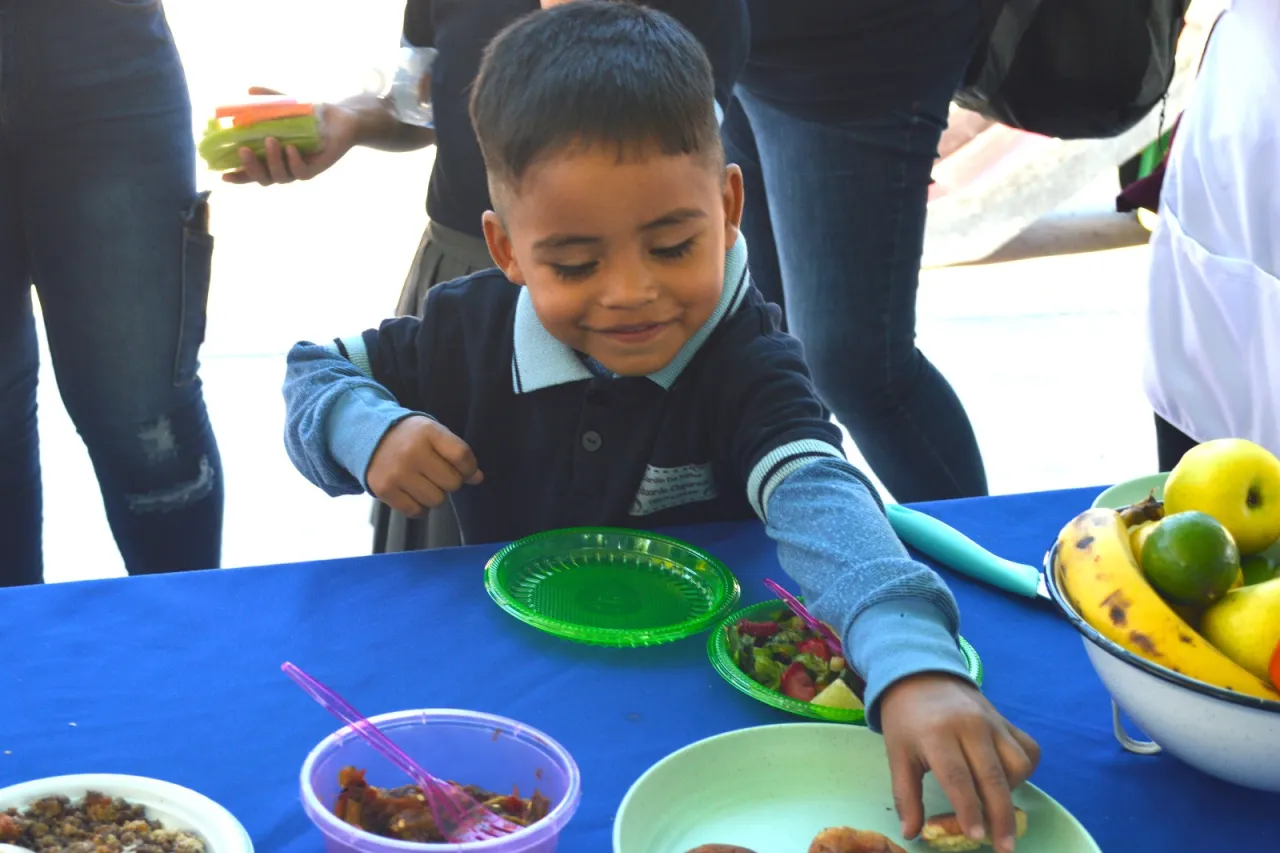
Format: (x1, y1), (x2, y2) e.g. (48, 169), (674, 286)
(764, 457), (975, 731)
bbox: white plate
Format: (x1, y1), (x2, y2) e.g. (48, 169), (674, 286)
(0, 774), (253, 853)
(614, 724), (1100, 853)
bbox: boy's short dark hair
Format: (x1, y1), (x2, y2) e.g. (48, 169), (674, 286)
(470, 0), (723, 195)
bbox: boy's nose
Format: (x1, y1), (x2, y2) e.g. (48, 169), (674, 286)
(599, 266), (657, 308)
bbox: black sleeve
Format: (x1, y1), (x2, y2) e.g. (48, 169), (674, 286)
(402, 0), (435, 47)
(645, 0), (749, 116)
(705, 301), (852, 519)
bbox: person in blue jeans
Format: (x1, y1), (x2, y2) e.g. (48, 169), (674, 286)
(723, 0), (989, 504)
(0, 0), (222, 586)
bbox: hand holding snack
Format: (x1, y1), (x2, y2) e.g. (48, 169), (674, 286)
(878, 673), (1040, 853)
(366, 415), (483, 518)
(217, 87), (358, 186)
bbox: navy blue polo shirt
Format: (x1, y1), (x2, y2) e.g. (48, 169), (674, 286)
(401, 0), (749, 239)
(336, 237), (849, 546)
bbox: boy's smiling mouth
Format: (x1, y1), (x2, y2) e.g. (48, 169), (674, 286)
(590, 319), (675, 345)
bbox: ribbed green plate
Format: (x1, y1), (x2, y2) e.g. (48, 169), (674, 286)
(708, 598), (985, 724)
(485, 527), (741, 648)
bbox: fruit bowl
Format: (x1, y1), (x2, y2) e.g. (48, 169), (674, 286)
(1044, 538), (1280, 792)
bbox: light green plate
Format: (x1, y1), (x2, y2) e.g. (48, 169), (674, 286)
(485, 527), (740, 648)
(614, 723), (1101, 853)
(1091, 473), (1168, 509)
(708, 599), (984, 725)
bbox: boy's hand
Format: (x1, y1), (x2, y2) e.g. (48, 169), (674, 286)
(879, 673), (1040, 853)
(366, 416), (483, 517)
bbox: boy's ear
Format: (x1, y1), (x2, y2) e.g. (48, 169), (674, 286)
(722, 163), (745, 245)
(481, 210), (526, 285)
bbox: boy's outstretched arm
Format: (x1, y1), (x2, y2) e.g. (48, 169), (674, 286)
(714, 309), (1039, 853)
(763, 460), (1039, 853)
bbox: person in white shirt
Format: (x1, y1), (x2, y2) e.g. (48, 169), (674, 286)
(1142, 0), (1280, 470)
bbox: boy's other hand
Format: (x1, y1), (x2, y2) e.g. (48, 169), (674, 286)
(222, 87), (359, 186)
(366, 416), (484, 517)
(879, 673), (1040, 853)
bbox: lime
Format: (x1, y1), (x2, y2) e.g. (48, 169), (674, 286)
(1141, 511), (1242, 607)
(1241, 554), (1278, 586)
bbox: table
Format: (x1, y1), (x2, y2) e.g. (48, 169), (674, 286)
(2, 486), (1276, 852)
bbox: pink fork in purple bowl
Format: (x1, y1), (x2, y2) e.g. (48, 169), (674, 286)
(762, 578), (844, 658)
(280, 661), (521, 843)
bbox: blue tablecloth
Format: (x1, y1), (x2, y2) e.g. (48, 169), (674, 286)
(2, 486), (1276, 851)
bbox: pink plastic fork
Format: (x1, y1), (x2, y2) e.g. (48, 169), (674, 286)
(763, 578), (844, 657)
(280, 662), (520, 842)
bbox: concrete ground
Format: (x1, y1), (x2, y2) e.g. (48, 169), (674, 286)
(32, 1), (1163, 583)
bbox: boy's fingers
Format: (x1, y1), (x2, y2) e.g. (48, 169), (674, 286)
(382, 488), (424, 519)
(248, 85), (284, 96)
(927, 739), (985, 845)
(420, 452), (464, 494)
(402, 474), (446, 510)
(962, 735), (1017, 853)
(432, 430), (482, 484)
(1005, 725), (1041, 783)
(994, 728), (1036, 791)
(888, 745), (925, 840)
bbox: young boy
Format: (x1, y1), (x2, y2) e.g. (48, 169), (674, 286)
(282, 3), (1038, 849)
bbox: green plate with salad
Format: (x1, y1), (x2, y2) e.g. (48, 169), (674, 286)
(484, 527), (740, 648)
(708, 598), (984, 724)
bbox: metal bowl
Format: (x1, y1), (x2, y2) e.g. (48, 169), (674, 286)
(1043, 540), (1280, 792)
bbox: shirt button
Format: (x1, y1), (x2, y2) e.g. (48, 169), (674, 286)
(581, 430), (602, 452)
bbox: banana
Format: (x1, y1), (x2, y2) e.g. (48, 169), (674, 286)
(1055, 507), (1280, 702)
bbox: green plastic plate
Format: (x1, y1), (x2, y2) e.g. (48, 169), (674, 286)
(708, 599), (984, 725)
(614, 722), (1102, 853)
(484, 527), (741, 648)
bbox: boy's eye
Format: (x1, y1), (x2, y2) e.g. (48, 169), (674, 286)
(550, 261), (598, 280)
(652, 238), (696, 260)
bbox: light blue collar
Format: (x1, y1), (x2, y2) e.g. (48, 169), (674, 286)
(510, 234), (751, 394)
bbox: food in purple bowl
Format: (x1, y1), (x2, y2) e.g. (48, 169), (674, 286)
(299, 709), (580, 853)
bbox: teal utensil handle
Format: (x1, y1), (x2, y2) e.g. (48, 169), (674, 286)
(884, 504), (1041, 598)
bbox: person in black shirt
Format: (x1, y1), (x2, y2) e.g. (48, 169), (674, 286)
(225, 0), (747, 552)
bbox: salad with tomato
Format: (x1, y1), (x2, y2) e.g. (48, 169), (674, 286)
(724, 608), (866, 709)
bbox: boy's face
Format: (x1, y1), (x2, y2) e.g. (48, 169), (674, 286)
(482, 144), (744, 378)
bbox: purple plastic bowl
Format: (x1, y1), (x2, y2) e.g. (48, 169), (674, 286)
(299, 709), (582, 853)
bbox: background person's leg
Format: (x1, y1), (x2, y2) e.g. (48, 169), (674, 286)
(1155, 414), (1199, 472)
(16, 0), (222, 574)
(721, 92), (786, 315)
(0, 144), (44, 586)
(733, 0), (987, 503)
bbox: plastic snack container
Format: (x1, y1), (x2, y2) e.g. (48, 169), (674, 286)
(299, 708), (581, 853)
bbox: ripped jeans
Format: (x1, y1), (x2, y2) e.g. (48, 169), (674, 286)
(0, 0), (223, 586)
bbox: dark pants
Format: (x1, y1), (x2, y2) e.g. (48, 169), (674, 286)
(1155, 414), (1198, 473)
(0, 0), (222, 585)
(722, 0), (988, 503)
